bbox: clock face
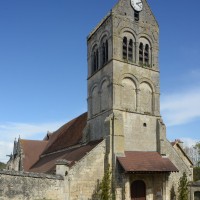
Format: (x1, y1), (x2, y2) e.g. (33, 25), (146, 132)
(131, 0), (143, 12)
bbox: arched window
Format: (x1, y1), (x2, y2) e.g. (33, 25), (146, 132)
(138, 38), (152, 67)
(139, 42), (143, 65)
(93, 51), (97, 71)
(194, 191), (200, 200)
(105, 40), (108, 62)
(92, 47), (99, 73)
(102, 42), (106, 65)
(101, 38), (109, 66)
(128, 39), (133, 62)
(123, 37), (134, 62)
(144, 44), (149, 66)
(123, 37), (127, 59)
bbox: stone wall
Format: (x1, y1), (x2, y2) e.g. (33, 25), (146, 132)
(163, 140), (193, 199)
(65, 140), (106, 200)
(0, 170), (64, 200)
(0, 141), (107, 200)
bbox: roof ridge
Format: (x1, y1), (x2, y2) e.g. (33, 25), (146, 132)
(20, 139), (48, 143)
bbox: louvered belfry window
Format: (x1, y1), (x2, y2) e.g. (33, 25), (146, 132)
(93, 48), (99, 73)
(144, 44), (149, 66)
(102, 39), (108, 66)
(139, 42), (143, 65)
(123, 37), (128, 59)
(128, 39), (133, 62)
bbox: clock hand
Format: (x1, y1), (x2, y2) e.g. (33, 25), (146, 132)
(136, 2), (142, 8)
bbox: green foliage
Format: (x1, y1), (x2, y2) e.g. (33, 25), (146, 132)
(178, 172), (189, 200)
(170, 185), (176, 200)
(100, 167), (111, 200)
(194, 142), (200, 167)
(193, 167), (200, 181)
(90, 180), (100, 200)
(0, 162), (6, 169)
(90, 166), (112, 200)
(195, 142), (200, 153)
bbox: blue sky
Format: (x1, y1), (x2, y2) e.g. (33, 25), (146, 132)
(0, 0), (200, 162)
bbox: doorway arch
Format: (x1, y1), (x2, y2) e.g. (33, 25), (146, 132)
(195, 191), (200, 200)
(131, 180), (146, 200)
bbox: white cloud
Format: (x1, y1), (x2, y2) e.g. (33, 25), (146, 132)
(0, 141), (13, 163)
(0, 121), (65, 163)
(180, 137), (199, 148)
(161, 88), (200, 126)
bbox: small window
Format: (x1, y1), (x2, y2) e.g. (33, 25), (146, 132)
(139, 42), (143, 65)
(123, 37), (128, 59)
(134, 11), (139, 21)
(128, 39), (133, 62)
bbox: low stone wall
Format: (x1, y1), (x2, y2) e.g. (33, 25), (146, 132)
(0, 170), (64, 200)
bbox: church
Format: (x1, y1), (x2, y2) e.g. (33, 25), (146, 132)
(1, 0), (195, 199)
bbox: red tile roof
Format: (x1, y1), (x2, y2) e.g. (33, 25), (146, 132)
(42, 112), (87, 155)
(20, 139), (48, 171)
(19, 112), (88, 173)
(29, 140), (102, 173)
(117, 151), (178, 173)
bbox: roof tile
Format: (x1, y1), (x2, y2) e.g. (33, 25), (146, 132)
(117, 151), (178, 173)
(29, 140), (102, 173)
(20, 140), (48, 171)
(42, 112), (87, 154)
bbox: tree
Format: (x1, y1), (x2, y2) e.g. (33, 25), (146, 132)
(194, 142), (200, 166)
(0, 162), (6, 170)
(91, 166), (112, 200)
(195, 142), (200, 152)
(170, 185), (176, 200)
(177, 172), (189, 200)
(184, 142), (200, 167)
(100, 167), (111, 200)
(193, 167), (200, 181)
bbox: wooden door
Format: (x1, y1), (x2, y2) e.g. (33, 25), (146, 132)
(131, 180), (146, 200)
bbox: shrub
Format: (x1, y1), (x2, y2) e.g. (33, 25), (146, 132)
(177, 172), (188, 200)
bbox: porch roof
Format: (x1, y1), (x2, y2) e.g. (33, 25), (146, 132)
(117, 151), (178, 173)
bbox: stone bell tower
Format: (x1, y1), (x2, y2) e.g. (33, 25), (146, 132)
(86, 0), (162, 154)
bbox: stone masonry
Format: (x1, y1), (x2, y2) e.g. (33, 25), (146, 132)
(0, 171), (64, 200)
(3, 0), (196, 199)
